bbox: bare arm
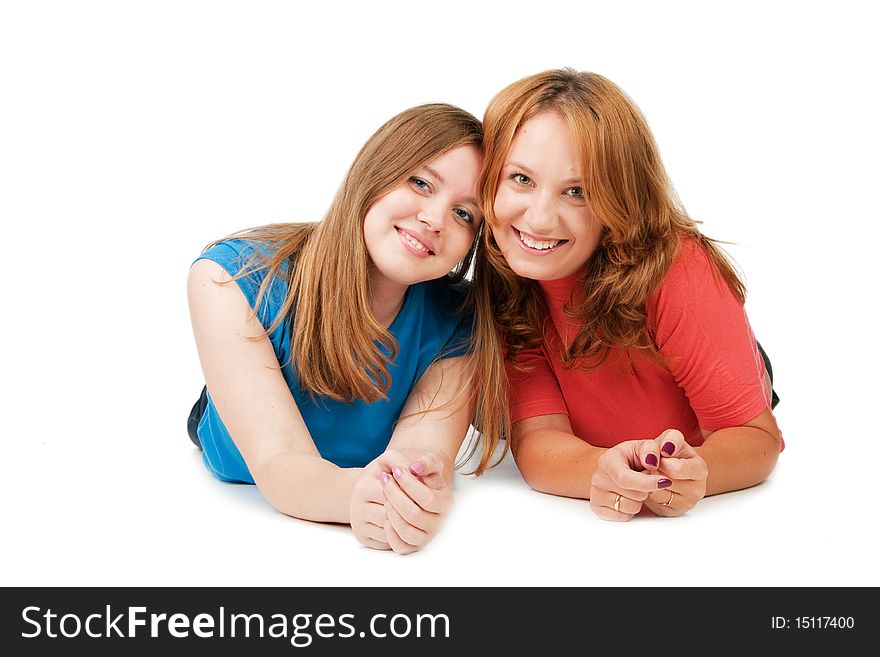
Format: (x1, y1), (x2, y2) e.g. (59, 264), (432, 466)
(696, 407), (781, 496)
(513, 407), (781, 502)
(511, 413), (604, 499)
(374, 355), (473, 553)
(188, 259), (358, 523)
(387, 354), (473, 485)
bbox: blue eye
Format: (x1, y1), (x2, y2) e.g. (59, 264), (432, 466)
(410, 176), (430, 192)
(453, 208), (474, 224)
(511, 173), (532, 186)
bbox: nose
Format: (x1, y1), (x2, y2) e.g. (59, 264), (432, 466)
(522, 191), (558, 235)
(417, 202), (444, 233)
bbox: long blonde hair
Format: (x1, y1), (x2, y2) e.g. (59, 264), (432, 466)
(471, 68), (747, 449)
(212, 104), (483, 406)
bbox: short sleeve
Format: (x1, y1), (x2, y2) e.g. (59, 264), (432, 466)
(193, 239), (287, 330)
(648, 241), (770, 431)
(507, 345), (569, 424)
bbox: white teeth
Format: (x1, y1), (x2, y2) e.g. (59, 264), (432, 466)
(401, 229), (430, 253)
(518, 231), (560, 250)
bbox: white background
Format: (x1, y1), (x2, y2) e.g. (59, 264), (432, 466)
(2, 0), (878, 587)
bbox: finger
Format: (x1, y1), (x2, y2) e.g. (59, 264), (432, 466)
(657, 455), (706, 481)
(647, 487), (676, 508)
(639, 440), (660, 472)
(392, 465), (447, 514)
(408, 453), (447, 489)
(649, 477), (704, 510)
(645, 487), (683, 517)
(385, 500), (429, 547)
(657, 429), (686, 458)
(365, 476), (388, 505)
(591, 473), (654, 503)
(358, 537), (391, 551)
(384, 474), (435, 531)
(589, 492), (638, 522)
(608, 465), (673, 494)
(359, 521), (390, 544)
(364, 501), (386, 528)
(384, 515), (418, 555)
(605, 490), (642, 516)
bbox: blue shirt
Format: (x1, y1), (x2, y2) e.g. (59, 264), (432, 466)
(193, 238), (473, 483)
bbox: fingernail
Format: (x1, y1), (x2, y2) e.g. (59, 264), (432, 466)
(393, 466), (403, 479)
(662, 442), (675, 456)
(379, 472), (390, 485)
(645, 453), (658, 467)
(410, 461), (425, 474)
(658, 478), (672, 489)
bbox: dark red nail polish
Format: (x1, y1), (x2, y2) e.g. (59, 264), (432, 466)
(645, 453), (658, 467)
(662, 442), (675, 456)
(658, 478), (672, 489)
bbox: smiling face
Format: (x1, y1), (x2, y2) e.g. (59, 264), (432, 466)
(491, 111), (603, 281)
(363, 144), (482, 291)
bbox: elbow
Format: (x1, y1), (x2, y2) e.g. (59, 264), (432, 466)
(734, 432), (782, 492)
(251, 450), (332, 521)
(755, 437), (781, 486)
(511, 448), (553, 495)
(755, 421), (783, 484)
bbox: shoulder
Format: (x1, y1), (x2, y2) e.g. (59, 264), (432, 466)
(653, 237), (733, 308)
(187, 257), (255, 320)
(190, 235), (290, 325)
(647, 237), (746, 347)
(663, 238), (715, 285)
(194, 237), (276, 278)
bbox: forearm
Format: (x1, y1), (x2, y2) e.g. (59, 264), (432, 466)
(697, 426), (780, 496)
(253, 452), (361, 524)
(514, 430), (604, 499)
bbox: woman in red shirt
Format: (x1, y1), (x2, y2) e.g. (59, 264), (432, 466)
(472, 69), (782, 520)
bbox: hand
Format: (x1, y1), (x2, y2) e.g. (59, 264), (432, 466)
(380, 451), (453, 555)
(642, 429), (708, 517)
(589, 439), (673, 521)
(350, 456), (393, 551)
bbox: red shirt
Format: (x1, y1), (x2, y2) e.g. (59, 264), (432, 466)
(507, 239), (776, 447)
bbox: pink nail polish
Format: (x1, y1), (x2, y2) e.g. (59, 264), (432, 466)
(410, 461), (426, 474)
(380, 472), (390, 485)
(393, 466), (403, 479)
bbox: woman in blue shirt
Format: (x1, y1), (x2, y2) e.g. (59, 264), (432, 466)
(187, 104), (502, 554)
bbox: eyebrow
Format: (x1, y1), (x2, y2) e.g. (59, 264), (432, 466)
(423, 165), (445, 186)
(505, 161), (582, 186)
(422, 165), (479, 210)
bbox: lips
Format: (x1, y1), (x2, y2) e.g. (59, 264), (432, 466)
(396, 226), (436, 257)
(513, 227), (567, 254)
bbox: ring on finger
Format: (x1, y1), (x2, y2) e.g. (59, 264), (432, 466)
(661, 490), (674, 507)
(612, 493), (622, 512)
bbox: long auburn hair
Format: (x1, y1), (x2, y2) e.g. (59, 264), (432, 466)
(211, 104), (484, 409)
(471, 68), (747, 445)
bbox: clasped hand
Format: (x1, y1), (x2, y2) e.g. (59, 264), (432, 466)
(350, 449), (452, 554)
(589, 429), (708, 521)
